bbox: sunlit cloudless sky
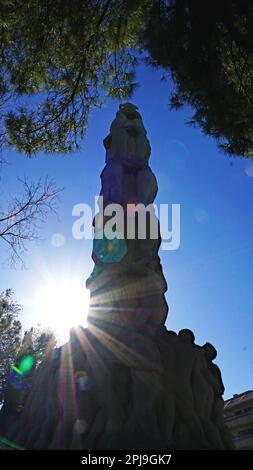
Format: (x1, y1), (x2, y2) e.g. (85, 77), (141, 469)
(0, 64), (253, 399)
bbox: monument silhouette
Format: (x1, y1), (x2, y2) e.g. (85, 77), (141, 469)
(0, 104), (234, 450)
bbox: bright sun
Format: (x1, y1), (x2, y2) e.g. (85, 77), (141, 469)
(31, 278), (90, 345)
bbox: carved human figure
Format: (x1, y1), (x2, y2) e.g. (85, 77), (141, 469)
(156, 330), (176, 446)
(104, 102), (151, 165)
(175, 329), (212, 448)
(187, 337), (225, 449)
(127, 368), (163, 446)
(203, 342), (235, 449)
(101, 103), (157, 207)
(88, 352), (128, 438)
(157, 329), (210, 448)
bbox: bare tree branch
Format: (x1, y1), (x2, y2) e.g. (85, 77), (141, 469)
(0, 177), (63, 264)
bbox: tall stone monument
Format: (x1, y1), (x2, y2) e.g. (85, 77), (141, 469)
(0, 104), (234, 450)
(87, 102), (168, 341)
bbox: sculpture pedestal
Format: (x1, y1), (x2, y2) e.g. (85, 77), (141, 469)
(2, 325), (234, 450)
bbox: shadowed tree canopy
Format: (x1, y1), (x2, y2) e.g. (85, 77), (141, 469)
(0, 0), (252, 157)
(0, 0), (145, 155)
(0, 289), (21, 404)
(0, 289), (56, 405)
(142, 0), (253, 157)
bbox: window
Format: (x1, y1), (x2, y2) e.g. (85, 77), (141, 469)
(234, 406), (252, 417)
(244, 407), (252, 413)
(237, 429), (253, 438)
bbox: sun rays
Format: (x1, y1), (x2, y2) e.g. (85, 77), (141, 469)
(29, 277), (90, 344)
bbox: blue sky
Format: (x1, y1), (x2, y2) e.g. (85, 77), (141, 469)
(0, 64), (253, 399)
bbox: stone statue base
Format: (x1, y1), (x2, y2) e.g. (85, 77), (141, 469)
(0, 325), (234, 450)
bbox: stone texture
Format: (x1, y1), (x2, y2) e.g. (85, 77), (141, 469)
(0, 103), (234, 450)
(1, 326), (234, 450)
(88, 102), (168, 333)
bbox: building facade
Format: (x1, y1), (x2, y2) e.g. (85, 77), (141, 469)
(224, 390), (253, 450)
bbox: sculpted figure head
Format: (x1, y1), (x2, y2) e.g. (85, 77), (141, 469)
(178, 328), (195, 345)
(203, 342), (217, 360)
(119, 102), (141, 120)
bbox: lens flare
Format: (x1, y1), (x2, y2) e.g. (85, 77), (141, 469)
(245, 163), (253, 177)
(93, 232), (127, 263)
(18, 355), (35, 374)
(51, 233), (65, 247)
(194, 208), (209, 224)
(0, 435), (25, 450)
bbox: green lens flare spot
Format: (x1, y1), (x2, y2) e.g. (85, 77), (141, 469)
(18, 355), (35, 374)
(10, 364), (23, 376)
(0, 435), (25, 450)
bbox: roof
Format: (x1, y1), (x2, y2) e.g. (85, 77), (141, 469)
(224, 390), (253, 410)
